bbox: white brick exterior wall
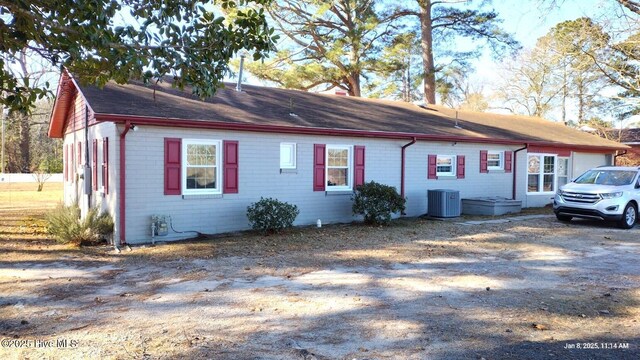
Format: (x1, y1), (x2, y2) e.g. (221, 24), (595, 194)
(62, 122), (119, 238)
(63, 124), (612, 244)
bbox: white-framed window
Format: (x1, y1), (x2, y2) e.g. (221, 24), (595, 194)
(436, 155), (456, 176)
(182, 139), (222, 195)
(280, 142), (297, 169)
(326, 145), (352, 191)
(557, 157), (570, 188)
(527, 154), (556, 193)
(487, 151), (503, 170)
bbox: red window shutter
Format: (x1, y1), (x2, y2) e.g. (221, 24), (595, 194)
(313, 144), (326, 191)
(480, 150), (488, 173)
(77, 142), (82, 165)
(354, 145), (365, 188)
(70, 145), (74, 178)
(457, 155), (465, 179)
(92, 139), (98, 190)
(64, 145), (68, 182)
(164, 138), (181, 195)
(223, 140), (239, 194)
(427, 154), (437, 179)
(505, 151), (513, 173)
(103, 138), (109, 194)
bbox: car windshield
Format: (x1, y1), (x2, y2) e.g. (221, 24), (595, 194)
(574, 170), (637, 186)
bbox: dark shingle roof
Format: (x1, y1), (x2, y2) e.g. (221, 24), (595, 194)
(79, 79), (626, 149)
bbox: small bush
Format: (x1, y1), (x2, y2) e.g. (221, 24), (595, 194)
(46, 205), (114, 246)
(352, 181), (406, 225)
(247, 197), (299, 234)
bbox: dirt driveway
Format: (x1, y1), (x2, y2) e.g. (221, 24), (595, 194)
(1, 210), (639, 359)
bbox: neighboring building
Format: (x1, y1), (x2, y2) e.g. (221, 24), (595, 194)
(607, 128), (640, 166)
(48, 70), (628, 245)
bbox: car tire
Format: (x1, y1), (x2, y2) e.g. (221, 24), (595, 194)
(618, 203), (638, 229)
(556, 214), (572, 222)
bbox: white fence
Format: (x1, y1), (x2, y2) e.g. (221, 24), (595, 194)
(0, 173), (63, 183)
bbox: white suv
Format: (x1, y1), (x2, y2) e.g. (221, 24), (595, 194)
(553, 166), (640, 229)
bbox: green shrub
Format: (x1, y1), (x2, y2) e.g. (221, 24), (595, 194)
(247, 197), (299, 234)
(46, 205), (114, 246)
(352, 181), (406, 225)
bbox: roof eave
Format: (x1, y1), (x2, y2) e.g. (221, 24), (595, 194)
(93, 113), (629, 152)
(47, 70), (77, 138)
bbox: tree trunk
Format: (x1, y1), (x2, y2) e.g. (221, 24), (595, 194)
(347, 73), (361, 97)
(577, 80), (585, 123)
(405, 55), (412, 102)
(419, 0), (436, 104)
(561, 63), (567, 124)
(19, 113), (30, 173)
(16, 49), (32, 173)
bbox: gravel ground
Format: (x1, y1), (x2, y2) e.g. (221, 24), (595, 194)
(1, 211), (639, 360)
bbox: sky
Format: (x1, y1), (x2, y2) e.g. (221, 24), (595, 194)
(460, 0), (637, 127)
(474, 0), (613, 81)
(13, 0), (634, 126)
(236, 0), (633, 125)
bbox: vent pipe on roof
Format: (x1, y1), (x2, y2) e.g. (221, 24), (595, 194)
(236, 53), (246, 92)
(454, 110), (462, 129)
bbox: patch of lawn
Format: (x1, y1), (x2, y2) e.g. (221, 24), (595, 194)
(0, 182), (64, 250)
(0, 182), (63, 210)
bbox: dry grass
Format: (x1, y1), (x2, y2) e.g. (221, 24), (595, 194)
(0, 182), (63, 210)
(0, 182), (75, 259)
(0, 182), (62, 242)
(1, 184), (639, 359)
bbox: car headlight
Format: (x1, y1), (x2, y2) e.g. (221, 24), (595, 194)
(600, 192), (623, 199)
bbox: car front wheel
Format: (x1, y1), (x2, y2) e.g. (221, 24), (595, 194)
(618, 203), (638, 229)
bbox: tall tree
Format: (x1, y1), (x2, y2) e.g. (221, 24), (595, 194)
(246, 0), (403, 96)
(437, 65), (488, 111)
(0, 0), (276, 113)
(539, 0), (640, 118)
(2, 100), (59, 173)
(400, 0), (518, 105)
(541, 17), (609, 123)
(494, 43), (563, 118)
(3, 47), (55, 172)
(367, 32), (424, 101)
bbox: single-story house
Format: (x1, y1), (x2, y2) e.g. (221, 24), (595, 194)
(48, 70), (628, 245)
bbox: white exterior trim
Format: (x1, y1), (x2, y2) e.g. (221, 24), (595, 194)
(526, 153), (557, 195)
(436, 154), (456, 177)
(181, 139), (222, 195)
(280, 142), (297, 169)
(487, 150), (504, 171)
(325, 144), (353, 192)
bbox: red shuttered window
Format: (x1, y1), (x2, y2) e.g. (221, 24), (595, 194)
(456, 155), (465, 179)
(505, 151), (513, 173)
(77, 142), (82, 165)
(480, 150), (488, 173)
(70, 145), (75, 180)
(223, 140), (239, 194)
(313, 144), (326, 191)
(92, 139), (98, 190)
(427, 154), (437, 179)
(164, 138), (181, 195)
(354, 145), (365, 188)
(102, 138), (109, 194)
